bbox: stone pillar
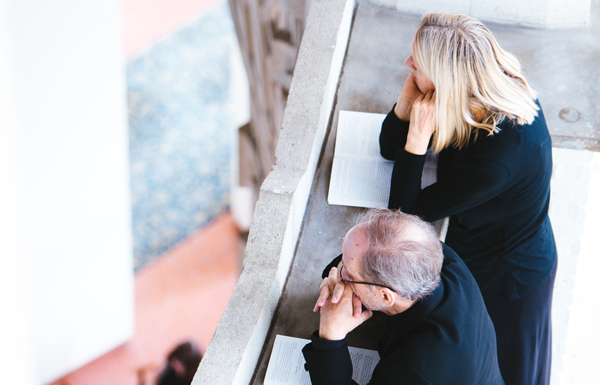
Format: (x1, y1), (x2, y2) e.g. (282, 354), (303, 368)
(228, 0), (310, 217)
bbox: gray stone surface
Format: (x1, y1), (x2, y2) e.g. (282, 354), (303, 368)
(553, 151), (600, 384)
(251, 1), (600, 384)
(490, 6), (600, 151)
(193, 0), (355, 384)
(548, 148), (595, 384)
(375, 0), (593, 28)
(348, 0), (600, 150)
(199, 0), (599, 383)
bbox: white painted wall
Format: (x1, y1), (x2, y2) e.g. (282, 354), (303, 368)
(0, 1), (134, 384)
(229, 34), (253, 232)
(549, 150), (600, 385)
(370, 0), (592, 28)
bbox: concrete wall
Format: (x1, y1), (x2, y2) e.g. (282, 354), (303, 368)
(198, 1), (599, 383)
(0, 0), (133, 383)
(557, 152), (600, 384)
(370, 0), (592, 27)
(228, 0), (311, 230)
(549, 149), (600, 385)
(193, 0), (355, 383)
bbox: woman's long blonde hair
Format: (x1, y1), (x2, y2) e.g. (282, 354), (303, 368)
(413, 13), (539, 153)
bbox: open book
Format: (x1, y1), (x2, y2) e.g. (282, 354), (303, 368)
(328, 110), (438, 209)
(264, 335), (380, 385)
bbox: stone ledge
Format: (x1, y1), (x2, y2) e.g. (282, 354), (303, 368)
(551, 136), (600, 152)
(192, 1), (356, 384)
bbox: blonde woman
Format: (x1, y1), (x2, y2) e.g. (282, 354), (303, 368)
(380, 13), (556, 385)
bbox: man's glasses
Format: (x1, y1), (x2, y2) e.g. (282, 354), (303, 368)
(339, 264), (396, 292)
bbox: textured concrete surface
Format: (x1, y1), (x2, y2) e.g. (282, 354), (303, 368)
(548, 149), (600, 384)
(554, 152), (600, 384)
(341, 0), (600, 150)
(251, 1), (600, 384)
(194, 1), (355, 384)
(372, 0), (592, 28)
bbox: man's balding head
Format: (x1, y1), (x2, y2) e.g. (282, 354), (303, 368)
(353, 209), (443, 301)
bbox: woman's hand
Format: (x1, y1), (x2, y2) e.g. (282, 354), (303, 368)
(394, 75), (423, 121)
(405, 90), (436, 155)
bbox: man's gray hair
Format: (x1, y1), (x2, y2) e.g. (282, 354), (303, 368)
(355, 209), (443, 301)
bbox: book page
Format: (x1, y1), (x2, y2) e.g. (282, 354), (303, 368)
(422, 165), (437, 188)
(264, 336), (311, 385)
(423, 150), (438, 187)
(264, 335), (380, 385)
(328, 158), (392, 208)
(328, 110), (440, 208)
(328, 111), (392, 208)
(348, 346), (381, 385)
(334, 111), (387, 159)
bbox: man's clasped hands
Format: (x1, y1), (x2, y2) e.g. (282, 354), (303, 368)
(311, 265), (373, 341)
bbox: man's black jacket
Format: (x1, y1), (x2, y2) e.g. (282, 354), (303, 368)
(302, 244), (504, 385)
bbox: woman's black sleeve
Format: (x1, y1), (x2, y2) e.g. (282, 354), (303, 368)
(388, 148), (427, 211)
(380, 106), (512, 220)
(390, 149), (512, 222)
(379, 106), (410, 160)
(379, 106), (428, 212)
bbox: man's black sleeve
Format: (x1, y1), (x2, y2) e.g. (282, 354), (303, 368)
(302, 332), (359, 385)
(308, 256), (357, 385)
(322, 254), (343, 279)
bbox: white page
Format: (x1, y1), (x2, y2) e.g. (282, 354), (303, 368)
(334, 111), (387, 159)
(328, 110), (439, 208)
(264, 335), (380, 385)
(348, 346), (381, 385)
(328, 111), (392, 208)
(423, 150), (439, 187)
(264, 336), (311, 385)
(329, 158), (393, 208)
(422, 165), (437, 188)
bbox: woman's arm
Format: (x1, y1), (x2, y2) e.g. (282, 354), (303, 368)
(379, 108), (409, 160)
(380, 76), (424, 160)
(404, 91), (436, 155)
(386, 88), (510, 220)
(389, 147), (511, 222)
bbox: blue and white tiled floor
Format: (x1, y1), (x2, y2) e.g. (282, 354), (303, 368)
(127, 3), (236, 270)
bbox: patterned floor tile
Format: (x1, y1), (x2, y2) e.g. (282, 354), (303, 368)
(127, 3), (235, 269)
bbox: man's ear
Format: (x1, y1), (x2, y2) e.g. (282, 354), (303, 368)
(380, 288), (395, 307)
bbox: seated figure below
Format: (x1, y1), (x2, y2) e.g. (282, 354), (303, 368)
(303, 209), (504, 385)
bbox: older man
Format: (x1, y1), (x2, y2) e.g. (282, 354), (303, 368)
(302, 209), (504, 385)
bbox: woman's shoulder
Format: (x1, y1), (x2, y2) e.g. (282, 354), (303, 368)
(501, 105), (551, 148)
(464, 125), (515, 156)
(472, 107), (550, 151)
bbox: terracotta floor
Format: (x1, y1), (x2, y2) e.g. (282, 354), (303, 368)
(51, 212), (240, 385)
(122, 0), (225, 59)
